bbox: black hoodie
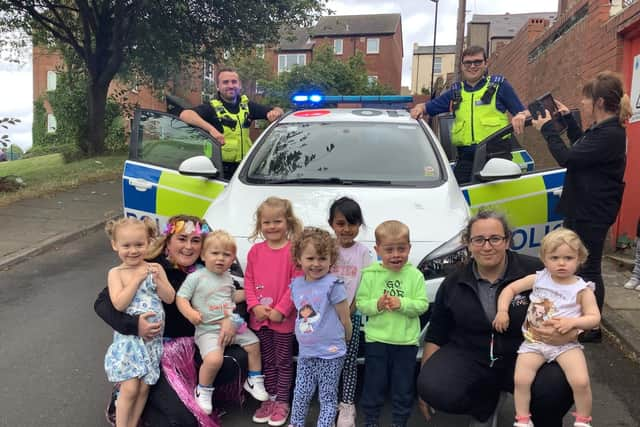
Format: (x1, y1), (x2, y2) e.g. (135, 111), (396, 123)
(425, 250), (543, 365)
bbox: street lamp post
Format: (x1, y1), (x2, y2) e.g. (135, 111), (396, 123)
(430, 0), (439, 99)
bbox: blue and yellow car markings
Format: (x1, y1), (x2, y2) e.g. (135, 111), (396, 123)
(123, 163), (160, 213)
(511, 149), (534, 172)
(123, 161), (226, 219)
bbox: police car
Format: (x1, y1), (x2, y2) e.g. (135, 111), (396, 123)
(123, 95), (566, 303)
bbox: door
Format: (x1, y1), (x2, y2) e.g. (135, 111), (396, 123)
(461, 168), (566, 256)
(123, 109), (227, 229)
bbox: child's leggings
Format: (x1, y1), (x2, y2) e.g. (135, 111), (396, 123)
(633, 237), (640, 280)
(255, 328), (294, 402)
(340, 311), (361, 404)
(290, 356), (345, 427)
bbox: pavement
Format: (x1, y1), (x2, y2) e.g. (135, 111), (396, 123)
(1, 179), (639, 361)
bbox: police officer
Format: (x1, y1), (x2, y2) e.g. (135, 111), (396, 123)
(180, 67), (284, 177)
(410, 46), (528, 183)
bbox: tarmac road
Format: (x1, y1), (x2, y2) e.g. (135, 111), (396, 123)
(0, 230), (639, 427)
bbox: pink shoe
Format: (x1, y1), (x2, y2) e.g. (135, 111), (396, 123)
(268, 401), (290, 427)
(252, 400), (275, 423)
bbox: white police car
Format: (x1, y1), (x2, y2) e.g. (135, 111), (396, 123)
(123, 95), (566, 302)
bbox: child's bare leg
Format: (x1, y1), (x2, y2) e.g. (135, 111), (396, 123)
(129, 381), (149, 427)
(199, 349), (224, 386)
(513, 352), (546, 418)
(116, 378), (139, 427)
(555, 348), (592, 418)
(244, 342), (262, 372)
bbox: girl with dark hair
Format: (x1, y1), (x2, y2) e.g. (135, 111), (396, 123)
(328, 197), (374, 427)
(532, 71), (631, 342)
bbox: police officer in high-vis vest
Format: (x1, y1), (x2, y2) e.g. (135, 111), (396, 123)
(180, 67), (284, 177)
(410, 46), (528, 183)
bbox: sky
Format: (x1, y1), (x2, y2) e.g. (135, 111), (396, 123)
(0, 0), (558, 151)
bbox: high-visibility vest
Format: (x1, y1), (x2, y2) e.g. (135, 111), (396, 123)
(450, 76), (510, 147)
(210, 95), (251, 162)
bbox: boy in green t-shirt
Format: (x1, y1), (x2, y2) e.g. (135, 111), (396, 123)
(356, 220), (429, 427)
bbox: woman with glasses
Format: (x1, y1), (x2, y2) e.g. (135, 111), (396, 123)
(416, 210), (575, 427)
(410, 45), (528, 183)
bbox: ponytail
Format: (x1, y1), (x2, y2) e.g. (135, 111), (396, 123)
(619, 93), (632, 126)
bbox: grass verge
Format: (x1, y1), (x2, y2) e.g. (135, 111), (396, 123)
(0, 153), (126, 207)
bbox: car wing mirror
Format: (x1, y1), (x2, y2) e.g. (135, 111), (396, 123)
(178, 155), (219, 178)
(475, 158), (522, 182)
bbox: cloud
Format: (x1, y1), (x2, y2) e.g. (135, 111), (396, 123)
(0, 68), (33, 150)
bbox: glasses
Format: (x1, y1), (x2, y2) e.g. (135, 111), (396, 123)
(469, 235), (507, 247)
(462, 59), (485, 68)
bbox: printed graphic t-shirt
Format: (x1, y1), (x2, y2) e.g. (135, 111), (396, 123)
(290, 274), (347, 359)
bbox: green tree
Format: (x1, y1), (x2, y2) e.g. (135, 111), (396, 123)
(260, 45), (394, 107)
(225, 49), (273, 98)
(0, 0), (327, 155)
(1, 117), (20, 151)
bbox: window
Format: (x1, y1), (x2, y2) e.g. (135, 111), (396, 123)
(47, 71), (57, 91)
(433, 57), (442, 74)
(47, 114), (57, 133)
(136, 111), (220, 171)
(202, 61), (215, 103)
(367, 75), (378, 85)
(366, 38), (380, 54)
(255, 44), (265, 59)
(278, 54), (306, 73)
(334, 39), (343, 55)
(246, 122), (442, 185)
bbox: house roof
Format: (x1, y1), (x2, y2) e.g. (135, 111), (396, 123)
(278, 27), (315, 51)
(413, 44), (457, 55)
(470, 12), (556, 40)
(311, 13), (401, 37)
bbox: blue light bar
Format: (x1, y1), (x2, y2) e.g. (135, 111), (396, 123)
(322, 95), (414, 103)
(290, 94), (414, 108)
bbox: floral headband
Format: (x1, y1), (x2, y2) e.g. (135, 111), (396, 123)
(163, 220), (210, 236)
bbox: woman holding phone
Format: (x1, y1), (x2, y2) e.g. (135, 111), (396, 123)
(531, 71), (631, 342)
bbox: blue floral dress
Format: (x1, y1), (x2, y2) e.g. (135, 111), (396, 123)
(104, 274), (165, 385)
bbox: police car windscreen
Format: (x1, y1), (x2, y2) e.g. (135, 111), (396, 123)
(245, 122), (443, 186)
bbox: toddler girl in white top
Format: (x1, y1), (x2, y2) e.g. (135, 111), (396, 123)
(493, 228), (600, 427)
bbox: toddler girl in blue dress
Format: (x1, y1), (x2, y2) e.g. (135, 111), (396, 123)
(103, 217), (176, 427)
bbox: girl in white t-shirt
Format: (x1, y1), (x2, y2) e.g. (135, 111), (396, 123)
(493, 228), (600, 427)
(328, 197), (374, 427)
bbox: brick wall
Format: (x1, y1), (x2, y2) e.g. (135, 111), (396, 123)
(489, 0), (640, 126)
(488, 0), (640, 241)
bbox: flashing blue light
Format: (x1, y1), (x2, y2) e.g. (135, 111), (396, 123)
(292, 94), (324, 104)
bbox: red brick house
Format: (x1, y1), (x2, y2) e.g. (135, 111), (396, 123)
(267, 14), (403, 93)
(488, 0), (640, 244)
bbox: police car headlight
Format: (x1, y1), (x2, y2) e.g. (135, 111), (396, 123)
(418, 232), (468, 280)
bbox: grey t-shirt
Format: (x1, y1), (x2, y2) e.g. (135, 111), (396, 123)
(177, 268), (236, 334)
(472, 259), (508, 322)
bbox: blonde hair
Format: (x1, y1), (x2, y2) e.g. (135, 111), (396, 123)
(105, 217), (157, 243)
(250, 197), (303, 241)
(540, 227), (589, 264)
(291, 227), (339, 267)
(146, 214), (209, 259)
(203, 229), (237, 253)
(374, 220), (410, 245)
